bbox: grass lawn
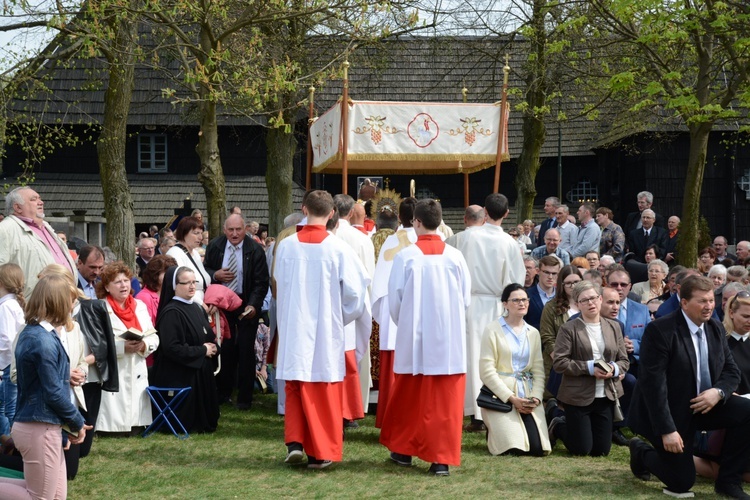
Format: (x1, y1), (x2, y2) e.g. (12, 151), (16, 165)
(68, 394), (717, 499)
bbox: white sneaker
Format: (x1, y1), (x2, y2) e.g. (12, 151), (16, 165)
(285, 449), (305, 465)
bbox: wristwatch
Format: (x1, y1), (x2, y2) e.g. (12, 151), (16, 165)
(716, 388), (725, 400)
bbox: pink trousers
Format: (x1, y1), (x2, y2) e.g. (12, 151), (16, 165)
(0, 421), (67, 499)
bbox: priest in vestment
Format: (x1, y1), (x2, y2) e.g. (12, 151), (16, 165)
(275, 190), (370, 469)
(381, 199), (471, 476)
(451, 193), (525, 431)
(370, 198), (418, 430)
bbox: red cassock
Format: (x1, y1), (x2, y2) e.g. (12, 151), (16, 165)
(342, 350), (365, 421)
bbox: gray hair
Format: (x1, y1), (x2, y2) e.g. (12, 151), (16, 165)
(708, 264), (727, 279)
(224, 213), (247, 228)
(600, 255), (616, 266)
(523, 255), (538, 267)
(283, 212), (304, 228)
(637, 191), (654, 204)
(137, 237), (157, 249)
(5, 186), (30, 216)
(727, 265), (749, 280)
(641, 209), (656, 219)
(333, 194), (355, 218)
(648, 259), (669, 274)
(723, 282), (748, 297)
(558, 205), (569, 214)
(572, 280), (602, 303)
(545, 197), (561, 208)
(465, 205), (485, 223)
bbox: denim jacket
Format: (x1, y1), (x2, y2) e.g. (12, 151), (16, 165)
(14, 321), (84, 430)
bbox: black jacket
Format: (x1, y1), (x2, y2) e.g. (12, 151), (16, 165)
(203, 235), (269, 312)
(74, 299), (119, 392)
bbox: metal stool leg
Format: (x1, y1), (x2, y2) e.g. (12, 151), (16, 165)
(142, 386), (192, 439)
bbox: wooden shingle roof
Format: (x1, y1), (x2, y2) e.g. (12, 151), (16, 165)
(24, 173), (304, 225)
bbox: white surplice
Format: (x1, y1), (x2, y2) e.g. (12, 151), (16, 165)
(275, 232), (370, 383)
(388, 243), (471, 375)
(371, 228), (417, 352)
(335, 219), (375, 409)
(453, 223), (525, 416)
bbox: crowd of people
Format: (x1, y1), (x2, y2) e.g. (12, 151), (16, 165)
(1, 184), (750, 498)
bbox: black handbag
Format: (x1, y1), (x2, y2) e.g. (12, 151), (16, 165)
(476, 385), (512, 413)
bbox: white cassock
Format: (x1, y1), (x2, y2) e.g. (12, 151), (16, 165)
(275, 232), (370, 383)
(371, 228), (418, 352)
(445, 225), (481, 250)
(388, 244), (471, 375)
(453, 223), (525, 417)
(97, 300), (159, 432)
(335, 219), (375, 410)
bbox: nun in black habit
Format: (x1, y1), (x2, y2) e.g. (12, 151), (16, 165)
(153, 266), (220, 433)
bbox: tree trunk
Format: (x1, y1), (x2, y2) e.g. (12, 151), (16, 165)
(196, 99), (227, 238)
(265, 121), (295, 236)
(676, 122), (713, 267)
(97, 10), (137, 269)
(514, 113), (546, 223)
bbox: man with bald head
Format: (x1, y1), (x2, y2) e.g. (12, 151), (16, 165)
(626, 209), (668, 263)
(204, 213), (270, 410)
(350, 203), (368, 235)
(445, 205), (485, 249)
(736, 241), (750, 267)
(530, 228), (571, 266)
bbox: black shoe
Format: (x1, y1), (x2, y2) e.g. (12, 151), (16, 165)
(629, 438), (651, 481)
(236, 403), (251, 411)
(612, 429), (629, 447)
(285, 443), (305, 465)
(544, 398), (559, 424)
(307, 458), (333, 470)
(389, 452), (412, 466)
(462, 421), (486, 433)
(428, 463), (449, 476)
(715, 482), (750, 499)
(547, 416), (565, 448)
(344, 419), (359, 429)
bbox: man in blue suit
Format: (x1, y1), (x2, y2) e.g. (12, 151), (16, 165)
(526, 255), (560, 330)
(655, 268), (720, 323)
(607, 268), (652, 371)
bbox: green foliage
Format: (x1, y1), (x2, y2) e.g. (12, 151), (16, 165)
(698, 215), (712, 253)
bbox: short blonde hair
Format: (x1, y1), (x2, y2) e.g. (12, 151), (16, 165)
(25, 274), (77, 330)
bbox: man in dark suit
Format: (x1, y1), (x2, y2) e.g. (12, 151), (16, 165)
(204, 214), (270, 410)
(623, 191), (666, 235)
(536, 197), (560, 247)
(526, 255), (559, 330)
(626, 210), (668, 262)
(655, 268), (720, 321)
(713, 236), (737, 264)
(135, 237), (156, 277)
(629, 276), (750, 498)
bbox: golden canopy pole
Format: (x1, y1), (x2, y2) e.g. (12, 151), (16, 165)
(462, 85), (470, 208)
(341, 60), (350, 195)
(305, 85), (315, 191)
(493, 55), (510, 194)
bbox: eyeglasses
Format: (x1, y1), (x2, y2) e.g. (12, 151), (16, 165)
(563, 281), (581, 288)
(730, 290), (750, 308)
(577, 295), (600, 305)
(177, 281), (199, 287)
(609, 282), (630, 288)
(508, 298), (529, 304)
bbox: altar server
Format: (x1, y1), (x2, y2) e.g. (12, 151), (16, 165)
(381, 199), (471, 476)
(370, 197), (418, 429)
(275, 190), (370, 469)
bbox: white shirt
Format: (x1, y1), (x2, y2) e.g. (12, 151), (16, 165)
(221, 240), (244, 293)
(0, 294), (25, 370)
(682, 310), (709, 394)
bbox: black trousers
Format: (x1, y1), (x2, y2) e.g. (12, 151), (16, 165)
(638, 395), (750, 492)
(557, 397), (613, 456)
(216, 308), (258, 407)
(64, 382), (103, 480)
(505, 413), (544, 457)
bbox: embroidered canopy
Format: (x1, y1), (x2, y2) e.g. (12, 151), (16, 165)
(310, 100), (509, 175)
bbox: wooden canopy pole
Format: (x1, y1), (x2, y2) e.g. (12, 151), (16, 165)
(493, 56), (510, 194)
(462, 85), (469, 207)
(305, 85), (315, 191)
(341, 60), (350, 195)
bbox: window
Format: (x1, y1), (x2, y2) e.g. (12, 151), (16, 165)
(138, 134), (168, 173)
